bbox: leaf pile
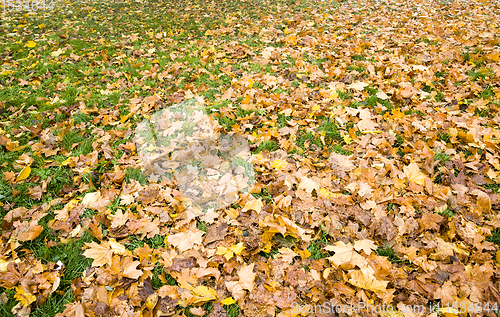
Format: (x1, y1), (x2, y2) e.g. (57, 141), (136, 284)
(1, 0), (500, 316)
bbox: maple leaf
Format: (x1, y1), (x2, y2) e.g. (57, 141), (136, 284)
(14, 285), (36, 307)
(353, 239), (377, 255)
(298, 177), (319, 194)
(271, 159), (288, 170)
(347, 81), (368, 91)
(241, 198), (263, 214)
(81, 192), (101, 209)
(403, 162), (426, 186)
(82, 241), (112, 267)
(192, 285), (219, 304)
(238, 263), (256, 292)
(121, 257), (143, 279)
(325, 241), (372, 275)
(17, 223), (43, 242)
(225, 281), (245, 301)
(167, 228), (204, 252)
(348, 270), (388, 293)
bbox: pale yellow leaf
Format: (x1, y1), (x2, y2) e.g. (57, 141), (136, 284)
(237, 263), (256, 291)
(241, 198), (263, 214)
(403, 162), (426, 185)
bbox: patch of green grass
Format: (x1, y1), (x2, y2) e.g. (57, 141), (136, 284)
(307, 228), (332, 260)
(253, 140), (279, 153)
(351, 54), (366, 61)
(72, 112), (92, 124)
(437, 208), (455, 218)
(318, 117), (341, 142)
(480, 86), (494, 99)
(73, 138), (94, 156)
(197, 220), (208, 233)
(125, 234), (165, 251)
(331, 144), (351, 155)
(61, 130), (85, 152)
(437, 132), (451, 143)
(225, 303), (241, 317)
(434, 151), (450, 162)
(151, 263), (178, 289)
(125, 168), (148, 185)
(466, 68), (494, 81)
(486, 229), (500, 246)
(30, 289), (74, 317)
(296, 131), (322, 152)
(0, 288), (17, 317)
(375, 244), (411, 265)
(474, 106), (492, 118)
(481, 183), (500, 194)
(215, 115), (236, 130)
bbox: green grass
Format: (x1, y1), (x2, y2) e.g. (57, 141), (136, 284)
(437, 132), (451, 143)
(125, 168), (148, 185)
(253, 140), (279, 153)
(437, 208), (455, 218)
(124, 234), (166, 251)
(434, 151), (451, 162)
(374, 244), (411, 265)
(307, 228), (332, 260)
(486, 229), (500, 246)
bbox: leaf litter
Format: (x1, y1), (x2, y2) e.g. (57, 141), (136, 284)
(0, 0), (500, 316)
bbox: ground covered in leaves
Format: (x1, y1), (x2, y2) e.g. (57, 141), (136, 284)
(1, 0), (500, 316)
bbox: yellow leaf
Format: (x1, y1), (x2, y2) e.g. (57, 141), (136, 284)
(51, 48), (65, 57)
(216, 246), (234, 260)
(60, 157), (73, 166)
(25, 41), (36, 48)
(271, 159), (288, 170)
(120, 112), (133, 123)
(241, 198), (263, 214)
(0, 259), (21, 272)
(328, 90), (339, 100)
(318, 188), (333, 199)
(343, 134), (352, 144)
(6, 140), (19, 151)
(347, 81), (368, 91)
(403, 162), (426, 185)
(237, 263), (256, 291)
(348, 270), (388, 293)
(82, 241), (112, 267)
(297, 248), (311, 259)
(221, 297), (236, 305)
(145, 293), (158, 311)
(14, 285), (36, 307)
(438, 307), (459, 316)
(16, 166), (31, 182)
(229, 242), (245, 255)
(0, 70), (14, 76)
(192, 285), (218, 303)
